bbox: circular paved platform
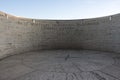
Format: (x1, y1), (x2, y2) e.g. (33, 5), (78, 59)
(0, 50), (120, 80)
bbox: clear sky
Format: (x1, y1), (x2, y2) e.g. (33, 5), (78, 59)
(0, 0), (120, 19)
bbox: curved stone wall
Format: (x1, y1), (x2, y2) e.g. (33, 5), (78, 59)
(0, 11), (120, 59)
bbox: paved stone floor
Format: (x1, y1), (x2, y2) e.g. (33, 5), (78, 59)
(0, 50), (120, 80)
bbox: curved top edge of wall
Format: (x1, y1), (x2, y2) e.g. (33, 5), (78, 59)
(0, 11), (120, 21)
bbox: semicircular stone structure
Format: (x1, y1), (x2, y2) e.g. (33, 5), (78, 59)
(0, 11), (120, 59)
(1, 11), (120, 80)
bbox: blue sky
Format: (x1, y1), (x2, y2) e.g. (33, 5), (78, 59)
(0, 0), (120, 19)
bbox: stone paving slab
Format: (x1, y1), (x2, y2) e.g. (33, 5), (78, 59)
(0, 64), (33, 80)
(93, 71), (119, 80)
(101, 65), (120, 79)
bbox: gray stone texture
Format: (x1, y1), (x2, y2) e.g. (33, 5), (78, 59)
(0, 50), (119, 80)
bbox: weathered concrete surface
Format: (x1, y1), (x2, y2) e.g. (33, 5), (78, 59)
(0, 50), (120, 80)
(0, 11), (120, 58)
